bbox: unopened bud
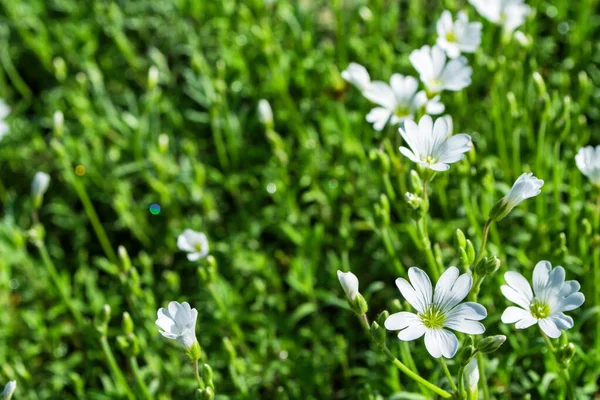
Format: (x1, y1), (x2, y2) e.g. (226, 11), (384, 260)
(258, 99), (273, 128)
(31, 172), (51, 209)
(410, 170), (422, 195)
(1, 381), (16, 400)
(53, 111), (64, 137)
(405, 192), (422, 210)
(148, 66), (159, 89)
(196, 387), (215, 400)
(201, 364), (214, 389)
(557, 343), (575, 368)
(122, 311), (134, 335)
(95, 304), (111, 334)
(466, 240), (475, 264)
(475, 256), (501, 276)
(458, 345), (476, 366)
(370, 321), (386, 348)
(477, 335), (506, 354)
(456, 229), (467, 249)
(118, 246), (132, 272)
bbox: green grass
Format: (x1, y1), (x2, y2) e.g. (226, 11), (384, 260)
(0, 0), (599, 398)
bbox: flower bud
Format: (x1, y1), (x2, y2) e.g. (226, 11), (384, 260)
(202, 364), (214, 389)
(370, 321), (386, 348)
(405, 192), (422, 210)
(148, 66), (159, 90)
(95, 304), (111, 335)
(464, 358), (479, 393)
(1, 381), (16, 400)
(475, 256), (501, 276)
(196, 387), (215, 400)
(477, 335), (506, 354)
(490, 173), (543, 221)
(158, 134), (169, 153)
(354, 293), (369, 314)
(458, 345), (476, 366)
(410, 170), (422, 195)
(557, 343), (575, 368)
(337, 270), (359, 302)
(466, 239), (475, 265)
(117, 333), (140, 357)
(118, 246), (132, 272)
(258, 99), (273, 129)
(31, 172), (51, 209)
(53, 111), (64, 137)
(122, 311), (134, 335)
(455, 229), (466, 249)
(377, 310), (390, 327)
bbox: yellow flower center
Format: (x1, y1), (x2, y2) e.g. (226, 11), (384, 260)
(395, 106), (411, 118)
(446, 31), (457, 42)
(423, 155), (436, 165)
(420, 306), (446, 329)
(194, 243), (203, 252)
(530, 299), (551, 319)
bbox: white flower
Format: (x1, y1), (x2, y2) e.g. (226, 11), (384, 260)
(0, 99), (10, 142)
(341, 62), (371, 92)
(398, 115), (473, 171)
(156, 301), (198, 349)
(409, 45), (472, 94)
(258, 99), (273, 127)
(575, 145), (600, 185)
(465, 358), (479, 392)
(436, 11), (482, 58)
(469, 0), (530, 32)
(31, 172), (51, 197)
(363, 74), (444, 131)
(385, 266), (487, 359)
(501, 261), (584, 338)
(2, 381), (16, 400)
(490, 172), (543, 220)
(337, 270), (359, 301)
(177, 229), (209, 261)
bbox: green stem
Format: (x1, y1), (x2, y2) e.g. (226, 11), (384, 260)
(540, 329), (575, 399)
(440, 358), (458, 393)
(100, 336), (135, 400)
(37, 241), (84, 325)
(595, 195), (600, 353)
(477, 353), (490, 400)
(129, 357), (153, 400)
(357, 314), (452, 399)
(457, 365), (465, 398)
(476, 219), (493, 264)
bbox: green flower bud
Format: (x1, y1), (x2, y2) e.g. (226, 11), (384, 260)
(196, 387), (215, 400)
(466, 239), (475, 265)
(353, 293), (369, 315)
(370, 321), (386, 348)
(118, 246), (132, 272)
(377, 310), (390, 327)
(405, 192), (422, 211)
(95, 304), (111, 335)
(122, 312), (134, 335)
(477, 335), (506, 354)
(557, 343), (575, 368)
(116, 334), (140, 357)
(458, 345), (476, 366)
(410, 170), (423, 195)
(475, 256), (501, 276)
(201, 364), (214, 389)
(456, 229), (467, 249)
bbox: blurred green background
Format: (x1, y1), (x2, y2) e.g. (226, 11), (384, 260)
(0, 0), (599, 398)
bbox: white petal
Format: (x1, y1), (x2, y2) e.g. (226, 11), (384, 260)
(366, 107), (393, 131)
(408, 267), (433, 310)
(385, 312), (420, 330)
(550, 313), (573, 330)
(539, 318), (561, 338)
(501, 271), (533, 309)
(533, 260), (552, 296)
(557, 293), (585, 312)
(363, 81), (397, 109)
(434, 268), (472, 312)
(399, 146), (419, 163)
(515, 314), (537, 329)
(187, 252), (202, 262)
(395, 278), (427, 314)
(337, 270), (359, 301)
(425, 329), (458, 359)
(501, 306), (531, 324)
(397, 323), (427, 341)
(559, 281), (581, 297)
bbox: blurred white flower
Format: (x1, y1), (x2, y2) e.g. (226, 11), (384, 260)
(469, 0), (530, 32)
(399, 115), (473, 171)
(465, 358), (479, 392)
(490, 172), (543, 220)
(337, 270), (359, 301)
(363, 74), (444, 131)
(409, 45), (472, 94)
(156, 301), (198, 349)
(501, 261), (584, 338)
(0, 99), (10, 142)
(258, 99), (274, 127)
(576, 145), (600, 185)
(436, 11), (482, 58)
(385, 266), (487, 359)
(32, 172), (51, 198)
(177, 229), (209, 261)
(1, 381), (16, 400)
(341, 62), (371, 92)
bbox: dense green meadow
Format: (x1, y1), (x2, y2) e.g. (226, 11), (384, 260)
(1, 0), (599, 399)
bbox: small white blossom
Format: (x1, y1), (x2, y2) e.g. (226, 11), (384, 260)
(258, 99), (274, 127)
(0, 99), (10, 142)
(341, 62), (371, 92)
(469, 0), (530, 32)
(465, 358), (479, 392)
(409, 45), (472, 94)
(156, 301), (198, 349)
(575, 145), (600, 185)
(385, 267), (487, 359)
(1, 381), (16, 400)
(436, 11), (482, 58)
(501, 261), (584, 338)
(490, 172), (543, 220)
(337, 270), (359, 301)
(363, 74), (444, 131)
(398, 115), (473, 172)
(177, 229), (209, 261)
(31, 172), (51, 198)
